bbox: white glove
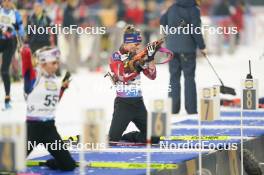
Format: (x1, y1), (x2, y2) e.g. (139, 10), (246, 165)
(146, 43), (157, 62)
(147, 43), (156, 57)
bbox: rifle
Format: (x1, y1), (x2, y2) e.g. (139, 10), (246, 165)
(124, 20), (188, 73)
(59, 71), (71, 100)
(104, 72), (118, 85)
(104, 37), (173, 84)
(125, 37), (167, 72)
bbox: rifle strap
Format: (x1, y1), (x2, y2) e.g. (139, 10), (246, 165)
(156, 47), (174, 64)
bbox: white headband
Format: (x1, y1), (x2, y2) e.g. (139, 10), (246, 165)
(37, 48), (60, 64)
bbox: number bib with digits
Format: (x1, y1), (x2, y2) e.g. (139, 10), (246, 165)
(0, 8), (16, 32)
(26, 73), (60, 119)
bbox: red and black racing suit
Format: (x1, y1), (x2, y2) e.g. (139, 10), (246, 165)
(108, 49), (159, 143)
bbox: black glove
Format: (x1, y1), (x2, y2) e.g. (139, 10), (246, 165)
(62, 71), (71, 83)
(145, 43), (158, 62)
(61, 71), (71, 90)
(133, 60), (144, 73)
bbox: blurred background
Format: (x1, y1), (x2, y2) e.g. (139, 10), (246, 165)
(5, 0), (264, 77)
(1, 0), (264, 149)
(1, 0), (264, 166)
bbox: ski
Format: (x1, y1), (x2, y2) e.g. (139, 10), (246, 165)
(26, 160), (178, 170)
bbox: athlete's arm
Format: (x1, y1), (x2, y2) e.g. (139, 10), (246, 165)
(110, 52), (139, 83)
(143, 61), (156, 80)
(21, 46), (37, 94)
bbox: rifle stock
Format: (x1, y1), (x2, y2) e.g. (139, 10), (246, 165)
(127, 37), (166, 72)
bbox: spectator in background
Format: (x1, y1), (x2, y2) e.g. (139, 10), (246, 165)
(0, 0), (24, 109)
(84, 0), (99, 6)
(99, 1), (116, 27)
(63, 0), (80, 73)
(117, 0), (125, 21)
(160, 0), (206, 114)
(161, 0), (175, 14)
(16, 0), (36, 9)
(26, 1), (52, 53)
(200, 0), (214, 16)
(124, 0), (144, 25)
(63, 0), (78, 33)
(44, 0), (63, 46)
(229, 0), (238, 6)
(231, 0), (244, 45)
(144, 0), (160, 44)
(44, 0), (61, 27)
(212, 0), (230, 16)
(212, 0), (233, 54)
(16, 0), (27, 9)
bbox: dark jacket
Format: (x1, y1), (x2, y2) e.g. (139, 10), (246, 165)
(160, 0), (205, 53)
(27, 13), (52, 45)
(63, 5), (78, 27)
(212, 1), (231, 16)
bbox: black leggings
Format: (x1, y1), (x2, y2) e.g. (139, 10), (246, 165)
(109, 97), (147, 143)
(0, 38), (17, 97)
(27, 120), (76, 171)
(109, 97), (160, 144)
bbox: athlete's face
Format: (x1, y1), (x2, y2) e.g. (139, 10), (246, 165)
(42, 61), (59, 75)
(2, 0), (12, 8)
(124, 43), (141, 53)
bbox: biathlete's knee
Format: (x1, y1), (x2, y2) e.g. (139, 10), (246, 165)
(108, 134), (121, 142)
(58, 159), (76, 171)
(46, 158), (76, 171)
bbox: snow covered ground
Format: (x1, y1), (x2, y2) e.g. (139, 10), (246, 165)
(0, 22), (264, 159)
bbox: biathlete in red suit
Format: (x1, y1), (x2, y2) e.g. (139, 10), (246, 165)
(108, 25), (160, 144)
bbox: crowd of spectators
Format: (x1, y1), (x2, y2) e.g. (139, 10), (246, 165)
(15, 0), (250, 29)
(6, 0), (253, 72)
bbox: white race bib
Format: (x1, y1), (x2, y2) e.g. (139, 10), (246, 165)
(26, 72), (60, 119)
(0, 8), (16, 32)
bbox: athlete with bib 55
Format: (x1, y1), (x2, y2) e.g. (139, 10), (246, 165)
(21, 46), (76, 171)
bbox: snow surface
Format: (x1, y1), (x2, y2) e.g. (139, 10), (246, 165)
(1, 41), (263, 158)
(1, 15), (264, 159)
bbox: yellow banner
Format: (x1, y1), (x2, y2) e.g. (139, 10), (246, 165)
(160, 136), (229, 141)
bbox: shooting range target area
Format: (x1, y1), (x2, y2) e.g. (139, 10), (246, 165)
(2, 94), (264, 175)
(1, 1), (264, 175)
